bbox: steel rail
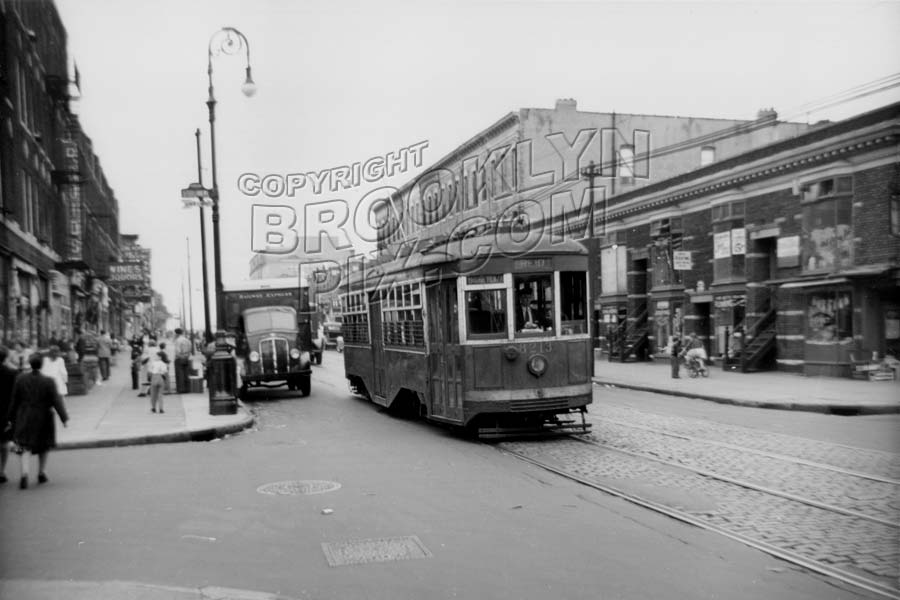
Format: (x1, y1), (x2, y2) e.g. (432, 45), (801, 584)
(502, 446), (900, 600)
(598, 417), (900, 486)
(571, 435), (900, 529)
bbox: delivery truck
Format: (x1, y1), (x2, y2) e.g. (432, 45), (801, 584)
(221, 277), (315, 397)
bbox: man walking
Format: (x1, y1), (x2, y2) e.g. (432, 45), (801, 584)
(173, 328), (192, 394)
(97, 330), (112, 381)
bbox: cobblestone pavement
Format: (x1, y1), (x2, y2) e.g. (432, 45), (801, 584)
(499, 407), (900, 595)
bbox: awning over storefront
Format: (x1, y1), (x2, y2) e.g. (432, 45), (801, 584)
(780, 278), (849, 289)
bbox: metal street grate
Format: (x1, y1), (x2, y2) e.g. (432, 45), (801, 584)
(321, 536), (432, 567)
(256, 480), (341, 496)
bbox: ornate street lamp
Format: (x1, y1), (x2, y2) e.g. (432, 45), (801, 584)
(205, 27), (256, 414)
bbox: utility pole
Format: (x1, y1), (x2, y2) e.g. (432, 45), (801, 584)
(580, 160), (602, 239)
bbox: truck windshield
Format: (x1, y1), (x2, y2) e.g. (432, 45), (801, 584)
(244, 307), (297, 333)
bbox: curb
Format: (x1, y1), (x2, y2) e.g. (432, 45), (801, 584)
(57, 410), (256, 450)
(592, 379), (900, 416)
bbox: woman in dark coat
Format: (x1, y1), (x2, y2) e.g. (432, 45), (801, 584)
(8, 353), (68, 489)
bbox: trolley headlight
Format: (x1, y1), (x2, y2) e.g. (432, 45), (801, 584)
(249, 351), (260, 363)
(527, 354), (548, 377)
(290, 348), (301, 359)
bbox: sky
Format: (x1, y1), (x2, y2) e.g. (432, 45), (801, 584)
(53, 0), (900, 327)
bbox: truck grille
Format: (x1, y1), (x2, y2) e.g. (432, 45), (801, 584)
(260, 338), (289, 374)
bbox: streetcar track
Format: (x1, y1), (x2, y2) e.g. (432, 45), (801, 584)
(570, 434), (900, 529)
(502, 445), (900, 600)
(596, 417), (900, 486)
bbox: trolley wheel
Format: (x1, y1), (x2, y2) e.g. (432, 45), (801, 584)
(299, 374), (311, 397)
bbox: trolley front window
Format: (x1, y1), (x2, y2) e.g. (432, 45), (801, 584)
(560, 271), (588, 335)
(514, 274), (554, 336)
(467, 290), (507, 338)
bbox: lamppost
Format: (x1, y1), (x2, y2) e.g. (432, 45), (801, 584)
(202, 27), (256, 414)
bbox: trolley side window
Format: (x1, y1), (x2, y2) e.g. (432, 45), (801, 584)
(466, 289), (507, 338)
(514, 274), (555, 336)
(559, 271), (588, 335)
(381, 282), (424, 348)
(341, 291), (369, 344)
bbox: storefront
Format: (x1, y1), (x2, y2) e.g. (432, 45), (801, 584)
(713, 292), (746, 357)
(650, 297), (684, 356)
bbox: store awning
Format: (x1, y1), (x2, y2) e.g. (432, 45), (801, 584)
(780, 277), (849, 289)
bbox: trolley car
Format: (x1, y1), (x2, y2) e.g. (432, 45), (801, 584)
(341, 233), (593, 439)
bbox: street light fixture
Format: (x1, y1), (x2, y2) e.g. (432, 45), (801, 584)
(205, 26), (256, 415)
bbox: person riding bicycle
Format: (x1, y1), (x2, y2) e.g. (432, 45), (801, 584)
(681, 333), (708, 375)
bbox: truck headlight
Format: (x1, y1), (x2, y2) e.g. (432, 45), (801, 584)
(249, 351), (260, 363)
(290, 348), (301, 359)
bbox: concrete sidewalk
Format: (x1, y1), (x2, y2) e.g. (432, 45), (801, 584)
(56, 354), (254, 450)
(593, 356), (900, 415)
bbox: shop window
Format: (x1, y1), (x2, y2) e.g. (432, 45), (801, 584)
(514, 274), (554, 336)
(466, 289), (507, 338)
(801, 176), (853, 272)
(807, 291), (852, 343)
(653, 301), (683, 355)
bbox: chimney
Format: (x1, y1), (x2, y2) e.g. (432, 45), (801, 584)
(756, 107), (778, 122)
(555, 98), (577, 112)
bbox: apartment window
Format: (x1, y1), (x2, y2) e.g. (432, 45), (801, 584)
(600, 244), (627, 295)
(712, 201), (745, 281)
(650, 217), (683, 289)
(801, 176), (853, 272)
(700, 146), (716, 167)
(618, 145), (635, 179)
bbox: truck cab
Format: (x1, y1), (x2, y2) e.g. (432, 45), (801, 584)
(224, 279), (314, 398)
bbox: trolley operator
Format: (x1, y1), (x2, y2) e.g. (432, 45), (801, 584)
(515, 288), (551, 332)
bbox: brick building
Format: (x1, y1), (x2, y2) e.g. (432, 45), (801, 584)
(377, 99), (808, 256)
(1, 0), (133, 347)
(552, 102), (900, 377)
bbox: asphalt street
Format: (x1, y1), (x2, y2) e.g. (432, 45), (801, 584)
(0, 352), (891, 600)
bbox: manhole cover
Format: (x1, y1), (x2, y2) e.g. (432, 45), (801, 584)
(321, 536), (432, 567)
(257, 480), (341, 495)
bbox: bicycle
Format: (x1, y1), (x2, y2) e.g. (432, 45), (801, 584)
(682, 353), (710, 378)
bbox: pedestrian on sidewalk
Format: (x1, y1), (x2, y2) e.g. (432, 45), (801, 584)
(670, 335), (682, 379)
(130, 336), (143, 391)
(146, 344), (169, 413)
(97, 330), (112, 381)
(173, 328), (192, 394)
(7, 353), (68, 489)
(40, 346), (68, 402)
(0, 347), (19, 484)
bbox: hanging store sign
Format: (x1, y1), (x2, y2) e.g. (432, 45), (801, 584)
(108, 263), (145, 286)
(673, 251), (693, 270)
(713, 231), (731, 259)
(714, 294), (746, 309)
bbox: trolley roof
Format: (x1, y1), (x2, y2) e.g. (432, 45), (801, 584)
(344, 233), (588, 289)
